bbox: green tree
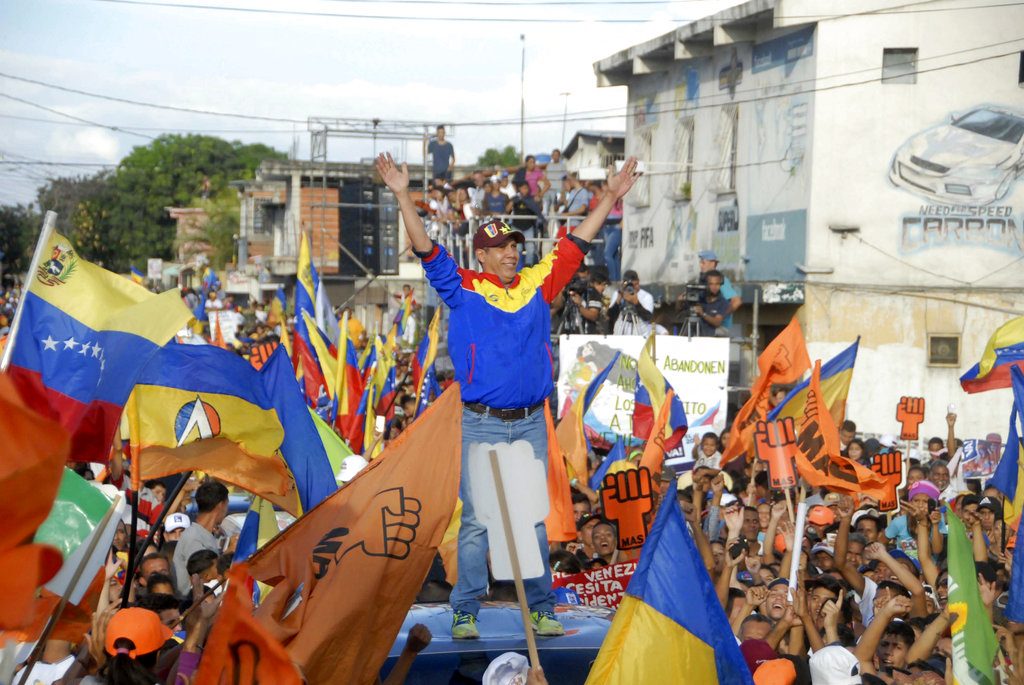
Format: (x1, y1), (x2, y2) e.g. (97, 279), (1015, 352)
(0, 203), (41, 281)
(35, 172), (118, 267)
(477, 145), (520, 168)
(35, 135), (285, 271)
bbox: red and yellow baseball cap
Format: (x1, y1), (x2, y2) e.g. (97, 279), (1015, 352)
(473, 220), (524, 251)
(105, 608), (172, 657)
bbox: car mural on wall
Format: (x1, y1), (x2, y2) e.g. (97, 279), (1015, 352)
(889, 105), (1024, 205)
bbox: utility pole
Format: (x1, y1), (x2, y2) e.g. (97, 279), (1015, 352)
(560, 92), (571, 150)
(520, 34), (526, 163)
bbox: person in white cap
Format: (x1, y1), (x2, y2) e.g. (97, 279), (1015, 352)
(163, 512), (191, 542)
(337, 455), (369, 485)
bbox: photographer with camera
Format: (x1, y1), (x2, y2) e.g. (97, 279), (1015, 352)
(693, 270), (730, 337)
(698, 250), (742, 327)
(556, 266), (608, 335)
(608, 269), (654, 336)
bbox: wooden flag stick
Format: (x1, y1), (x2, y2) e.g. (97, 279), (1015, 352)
(784, 488), (795, 523)
(18, 494), (122, 685)
(489, 449), (541, 670)
(0, 211), (56, 372)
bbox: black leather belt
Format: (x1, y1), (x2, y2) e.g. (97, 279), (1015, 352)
(464, 401), (545, 421)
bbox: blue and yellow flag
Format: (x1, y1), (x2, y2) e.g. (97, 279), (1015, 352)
(129, 266), (145, 285)
(556, 352), (620, 480)
(768, 338), (859, 427)
(961, 316), (1024, 394)
(586, 475), (753, 685)
(989, 365), (1024, 523)
(130, 344), (337, 514)
(633, 334), (688, 451)
(412, 308), (442, 416)
(8, 230), (191, 462)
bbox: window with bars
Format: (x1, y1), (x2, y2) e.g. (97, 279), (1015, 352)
(631, 125), (655, 206)
(882, 48), (918, 84)
(714, 106), (738, 193)
(674, 116), (695, 200)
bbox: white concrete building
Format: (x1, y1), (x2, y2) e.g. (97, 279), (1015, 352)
(595, 0), (1024, 444)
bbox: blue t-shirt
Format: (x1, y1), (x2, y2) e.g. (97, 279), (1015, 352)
(427, 139), (454, 178)
(720, 276), (738, 328)
(484, 193), (507, 214)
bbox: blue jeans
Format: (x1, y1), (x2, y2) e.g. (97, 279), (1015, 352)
(603, 224), (622, 281)
(450, 407), (556, 617)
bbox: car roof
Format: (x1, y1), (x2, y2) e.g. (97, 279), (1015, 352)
(387, 601), (614, 658)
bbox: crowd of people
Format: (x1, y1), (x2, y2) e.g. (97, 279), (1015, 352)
(6, 147), (1020, 685)
(421, 126), (624, 278)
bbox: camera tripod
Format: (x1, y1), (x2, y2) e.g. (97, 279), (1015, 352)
(681, 308), (702, 339)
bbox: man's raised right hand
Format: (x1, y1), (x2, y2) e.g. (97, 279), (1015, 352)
(376, 152), (410, 194)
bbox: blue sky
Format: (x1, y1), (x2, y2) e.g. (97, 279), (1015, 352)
(0, 0), (741, 204)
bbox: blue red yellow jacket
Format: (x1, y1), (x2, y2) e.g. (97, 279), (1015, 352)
(418, 235), (588, 409)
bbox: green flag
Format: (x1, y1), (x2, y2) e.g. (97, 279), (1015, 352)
(946, 511), (998, 685)
(33, 468), (123, 604)
(308, 407), (353, 482)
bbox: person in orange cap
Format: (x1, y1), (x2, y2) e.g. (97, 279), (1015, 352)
(97, 607), (172, 683)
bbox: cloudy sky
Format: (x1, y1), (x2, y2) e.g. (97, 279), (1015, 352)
(0, 0), (743, 205)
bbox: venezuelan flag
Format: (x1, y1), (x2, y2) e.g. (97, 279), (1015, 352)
(633, 334), (688, 452)
(767, 338), (859, 427)
(412, 308), (441, 415)
(294, 234), (327, 403)
(961, 316), (1024, 394)
(201, 266), (220, 293)
(233, 497), (280, 564)
(232, 496), (280, 606)
(989, 365), (1024, 524)
(131, 344), (337, 514)
(585, 475), (753, 685)
(394, 293), (413, 338)
(129, 266), (145, 285)
(267, 286), (286, 328)
(556, 352), (620, 480)
(7, 230), (192, 462)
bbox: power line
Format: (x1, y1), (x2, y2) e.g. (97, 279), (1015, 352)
(0, 161), (118, 167)
(83, 0), (1024, 23)
(0, 92), (155, 140)
(0, 72), (306, 124)
(85, 0), (692, 23)
(454, 36), (1024, 127)
(0, 113), (299, 133)
(456, 46), (1024, 127)
(2, 35), (1020, 136)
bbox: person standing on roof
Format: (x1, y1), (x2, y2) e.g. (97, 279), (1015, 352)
(375, 152), (641, 641)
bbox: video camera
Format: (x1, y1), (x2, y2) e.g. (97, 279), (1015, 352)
(683, 283), (706, 307)
(566, 278), (588, 297)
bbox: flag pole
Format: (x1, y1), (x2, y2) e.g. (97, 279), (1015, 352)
(0, 210), (57, 373)
(17, 493), (122, 685)
(488, 449), (541, 669)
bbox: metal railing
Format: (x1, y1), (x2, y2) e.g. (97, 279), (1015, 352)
(427, 213), (602, 268)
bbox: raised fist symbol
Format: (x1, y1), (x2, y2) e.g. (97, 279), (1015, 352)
(602, 467), (653, 550)
(311, 487), (422, 580)
(896, 396), (925, 441)
(754, 418), (798, 489)
(869, 451), (904, 513)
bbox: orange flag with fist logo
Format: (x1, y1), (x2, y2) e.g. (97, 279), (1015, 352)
(248, 384), (463, 685)
(722, 317), (810, 468)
